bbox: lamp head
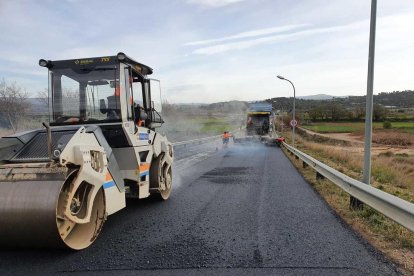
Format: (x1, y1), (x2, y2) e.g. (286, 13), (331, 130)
(277, 75), (285, 80)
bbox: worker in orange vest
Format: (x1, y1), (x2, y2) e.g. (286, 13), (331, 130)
(222, 131), (232, 147)
(134, 102), (146, 127)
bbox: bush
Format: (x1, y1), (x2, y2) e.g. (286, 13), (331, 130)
(378, 151), (393, 157)
(383, 121), (392, 129)
(372, 165), (396, 183)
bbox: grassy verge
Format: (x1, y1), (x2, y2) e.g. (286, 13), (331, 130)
(161, 115), (239, 142)
(302, 124), (357, 133)
(198, 117), (233, 134)
(281, 133), (414, 275)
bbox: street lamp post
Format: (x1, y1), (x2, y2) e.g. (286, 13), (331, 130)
(277, 75), (296, 146)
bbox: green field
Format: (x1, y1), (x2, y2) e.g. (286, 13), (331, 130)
(302, 122), (414, 134)
(198, 117), (233, 133)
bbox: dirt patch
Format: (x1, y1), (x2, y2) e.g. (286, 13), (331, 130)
(298, 127), (414, 155)
(351, 130), (413, 147)
(371, 131), (413, 146)
(296, 127), (352, 146)
(325, 132), (364, 144)
(317, 143), (414, 156)
(302, 125), (414, 146)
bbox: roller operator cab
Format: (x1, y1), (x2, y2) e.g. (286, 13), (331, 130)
(0, 53), (173, 250)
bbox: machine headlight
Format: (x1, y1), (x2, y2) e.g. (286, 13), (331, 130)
(39, 59), (49, 67)
(117, 52), (126, 61)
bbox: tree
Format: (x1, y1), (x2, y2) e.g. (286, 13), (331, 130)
(0, 79), (29, 132)
(319, 106), (329, 120)
(308, 108), (319, 121)
(345, 110), (355, 121)
(328, 101), (346, 121)
(37, 88), (49, 106)
(373, 104), (388, 121)
(355, 105), (365, 120)
(308, 107), (328, 121)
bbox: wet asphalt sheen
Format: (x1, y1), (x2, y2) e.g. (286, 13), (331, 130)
(0, 144), (399, 275)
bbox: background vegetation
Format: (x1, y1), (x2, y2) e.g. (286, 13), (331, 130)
(266, 90), (414, 122)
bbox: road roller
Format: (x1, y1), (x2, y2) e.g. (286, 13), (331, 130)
(0, 53), (173, 250)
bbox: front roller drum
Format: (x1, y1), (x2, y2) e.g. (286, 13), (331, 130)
(0, 177), (106, 250)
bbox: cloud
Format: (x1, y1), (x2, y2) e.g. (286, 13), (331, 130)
(1, 0), (414, 103)
(190, 20), (367, 55)
(186, 0), (245, 8)
(184, 24), (309, 46)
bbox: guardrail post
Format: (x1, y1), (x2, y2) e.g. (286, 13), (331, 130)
(350, 196), (364, 210)
(295, 155), (299, 160)
(316, 172), (325, 180)
(302, 161), (308, 169)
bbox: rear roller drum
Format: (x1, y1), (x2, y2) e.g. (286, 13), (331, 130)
(159, 168), (172, 200)
(150, 157), (172, 201)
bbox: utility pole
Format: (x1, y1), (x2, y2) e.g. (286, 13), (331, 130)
(351, 0), (377, 209)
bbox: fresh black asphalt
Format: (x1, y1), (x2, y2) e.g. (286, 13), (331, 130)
(0, 143), (399, 275)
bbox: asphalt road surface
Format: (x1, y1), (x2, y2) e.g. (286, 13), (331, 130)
(0, 143), (399, 275)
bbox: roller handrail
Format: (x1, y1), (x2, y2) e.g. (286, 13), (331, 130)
(282, 141), (414, 232)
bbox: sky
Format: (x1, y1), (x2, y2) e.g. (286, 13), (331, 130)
(0, 0), (413, 103)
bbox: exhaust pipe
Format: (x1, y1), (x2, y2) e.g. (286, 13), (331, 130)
(42, 122), (53, 160)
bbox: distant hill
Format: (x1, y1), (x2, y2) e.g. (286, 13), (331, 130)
(266, 90), (414, 110)
(297, 94), (346, 100)
(24, 90), (414, 117)
(202, 100), (247, 112)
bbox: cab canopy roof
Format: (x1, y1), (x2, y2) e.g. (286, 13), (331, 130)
(248, 102), (272, 112)
(41, 52), (153, 75)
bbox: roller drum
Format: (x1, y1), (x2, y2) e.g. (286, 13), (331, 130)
(0, 178), (106, 250)
(0, 180), (65, 248)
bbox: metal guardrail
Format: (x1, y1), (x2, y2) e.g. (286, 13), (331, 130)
(172, 135), (222, 148)
(282, 141), (414, 232)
